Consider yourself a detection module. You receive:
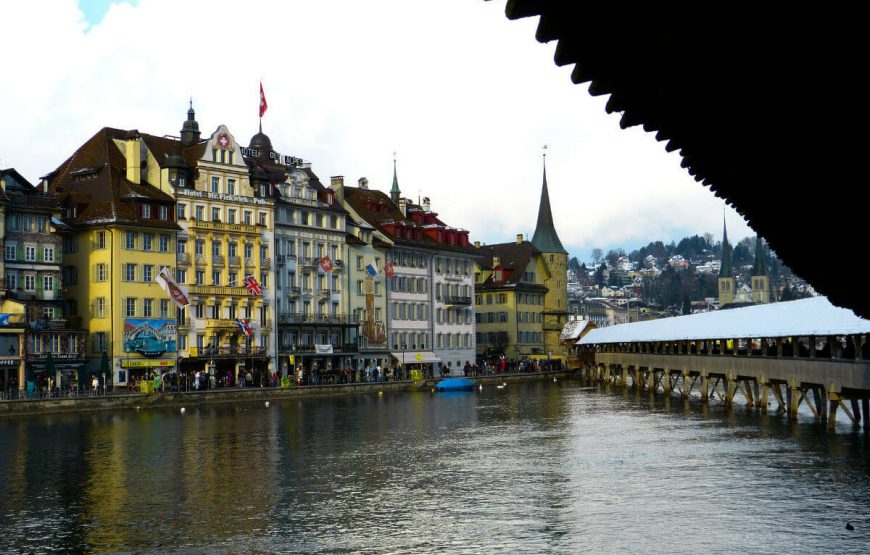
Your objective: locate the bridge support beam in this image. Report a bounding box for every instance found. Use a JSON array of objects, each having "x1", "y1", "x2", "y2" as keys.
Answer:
[
  {"x1": 788, "y1": 381, "x2": 801, "y2": 420},
  {"x1": 700, "y1": 372, "x2": 709, "y2": 401},
  {"x1": 724, "y1": 374, "x2": 737, "y2": 405},
  {"x1": 681, "y1": 372, "x2": 690, "y2": 399}
]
